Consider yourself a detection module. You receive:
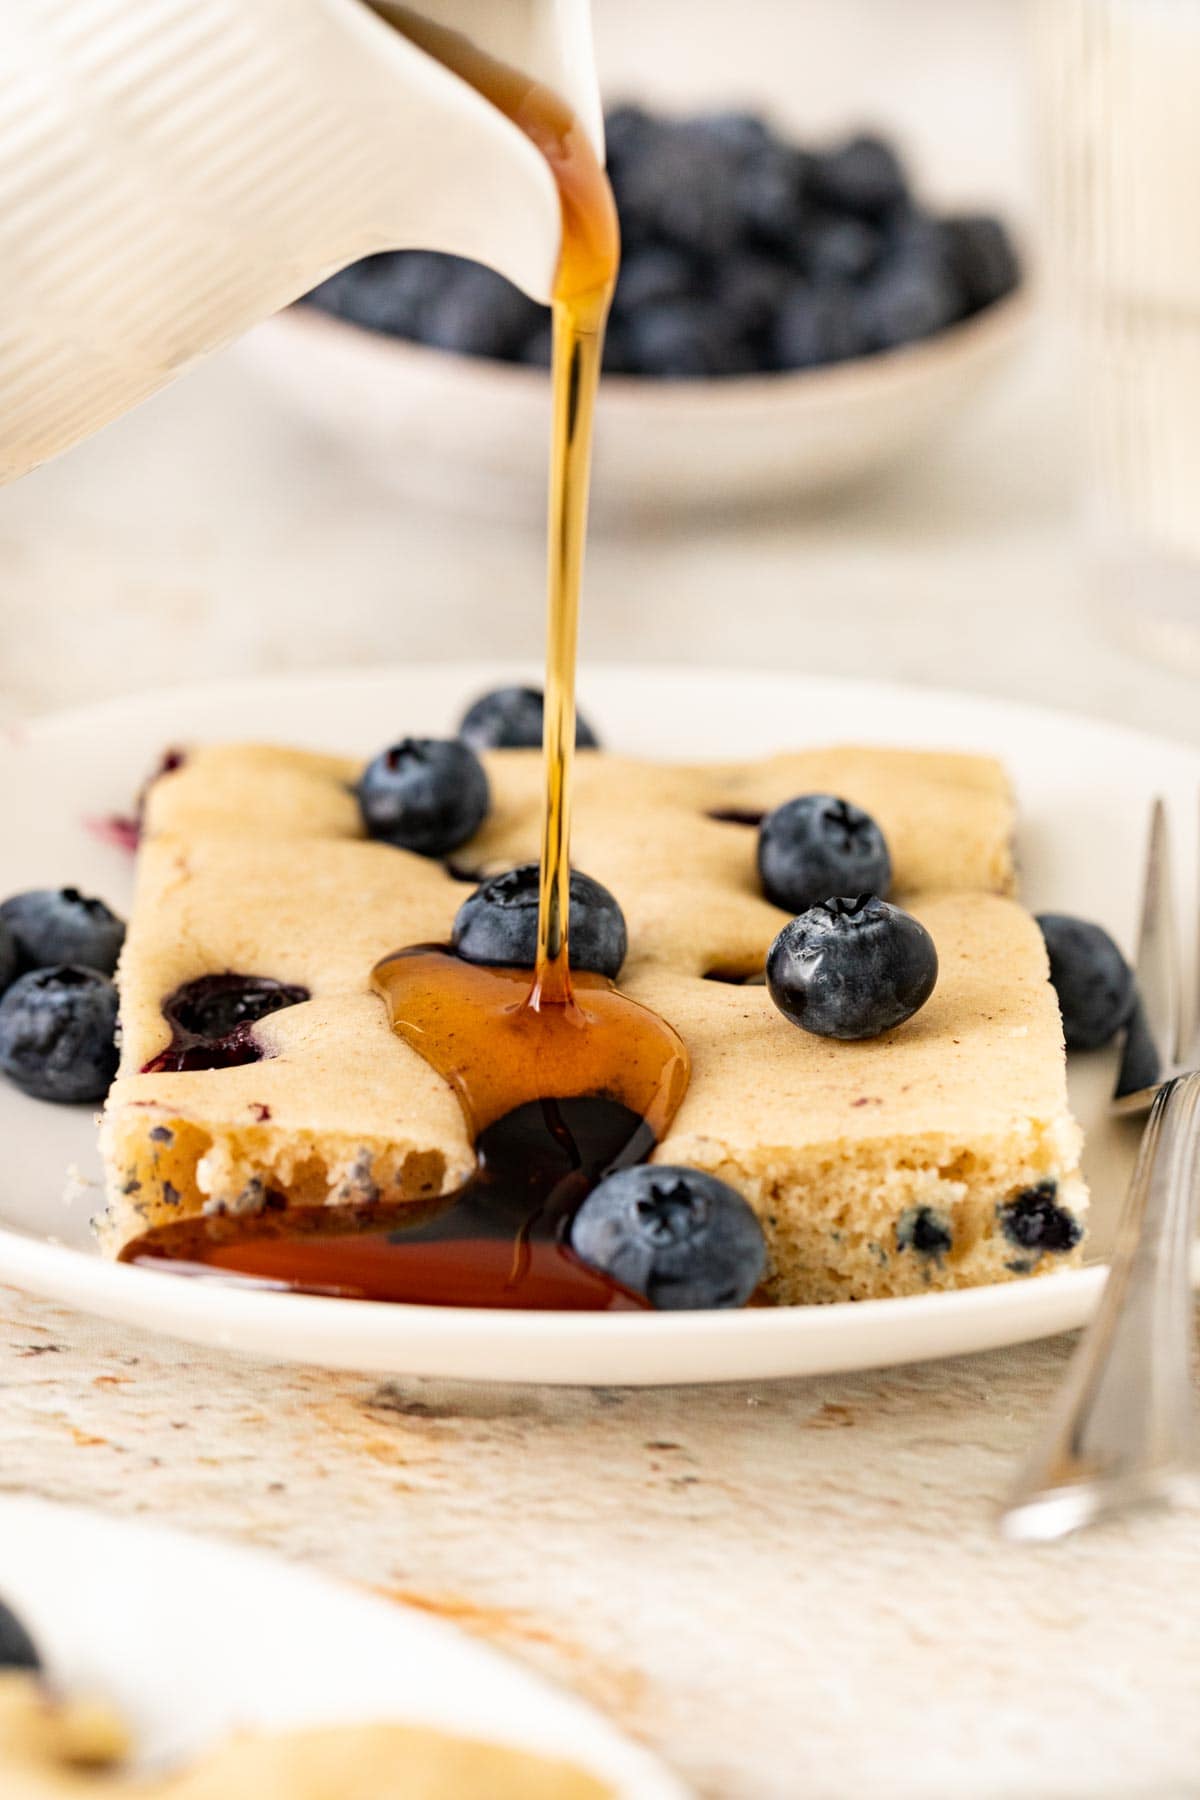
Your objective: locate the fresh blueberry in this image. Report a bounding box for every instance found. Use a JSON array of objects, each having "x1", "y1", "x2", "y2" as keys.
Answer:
[
  {"x1": 758, "y1": 794, "x2": 892, "y2": 913},
  {"x1": 613, "y1": 119, "x2": 744, "y2": 263},
  {"x1": 942, "y1": 214, "x2": 1021, "y2": 313},
  {"x1": 0, "y1": 1597, "x2": 39, "y2": 1671},
  {"x1": 999, "y1": 1182, "x2": 1081, "y2": 1255},
  {"x1": 358, "y1": 738, "x2": 489, "y2": 857},
  {"x1": 736, "y1": 143, "x2": 811, "y2": 252},
  {"x1": 453, "y1": 863, "x2": 627, "y2": 978},
  {"x1": 0, "y1": 919, "x2": 16, "y2": 995},
  {"x1": 1036, "y1": 914, "x2": 1136, "y2": 1051},
  {"x1": 855, "y1": 253, "x2": 963, "y2": 352},
  {"x1": 766, "y1": 895, "x2": 938, "y2": 1040},
  {"x1": 420, "y1": 257, "x2": 544, "y2": 361},
  {"x1": 811, "y1": 133, "x2": 909, "y2": 219},
  {"x1": 303, "y1": 251, "x2": 451, "y2": 338},
  {"x1": 771, "y1": 281, "x2": 865, "y2": 369},
  {"x1": 0, "y1": 888, "x2": 125, "y2": 976},
  {"x1": 612, "y1": 244, "x2": 696, "y2": 317},
  {"x1": 623, "y1": 298, "x2": 754, "y2": 378},
  {"x1": 714, "y1": 255, "x2": 790, "y2": 346},
  {"x1": 0, "y1": 966, "x2": 119, "y2": 1103},
  {"x1": 804, "y1": 212, "x2": 881, "y2": 285},
  {"x1": 570, "y1": 1164, "x2": 766, "y2": 1309},
  {"x1": 691, "y1": 110, "x2": 775, "y2": 158},
  {"x1": 457, "y1": 686, "x2": 599, "y2": 752},
  {"x1": 519, "y1": 320, "x2": 554, "y2": 369}
]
